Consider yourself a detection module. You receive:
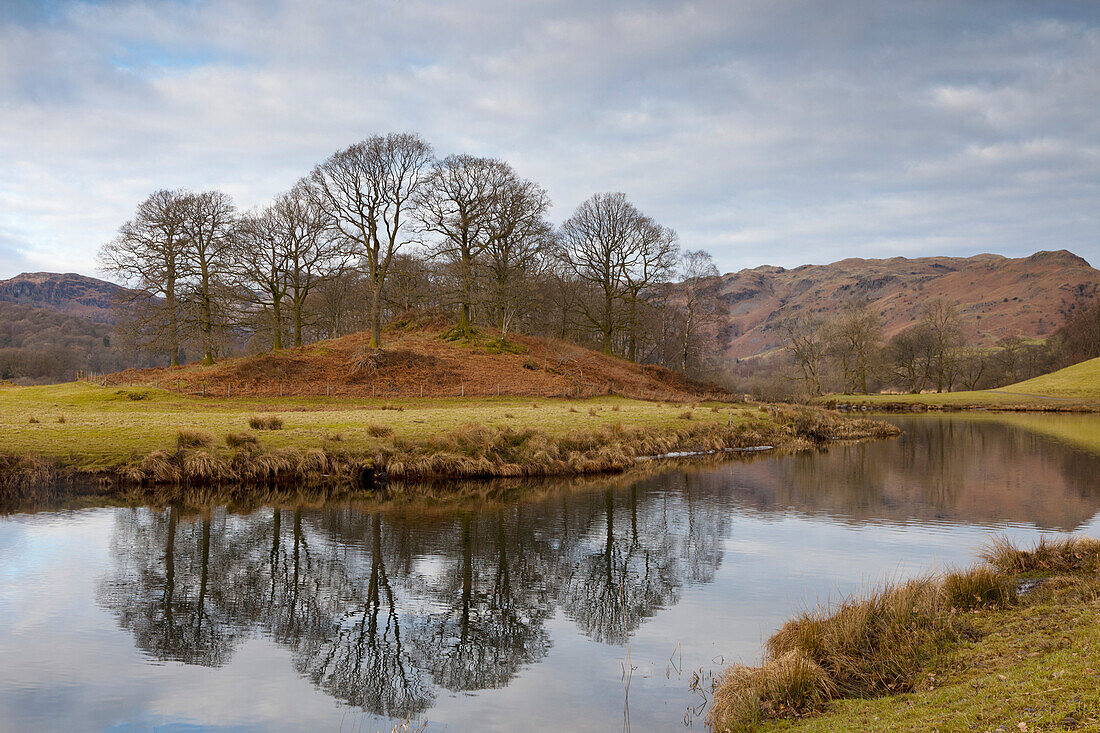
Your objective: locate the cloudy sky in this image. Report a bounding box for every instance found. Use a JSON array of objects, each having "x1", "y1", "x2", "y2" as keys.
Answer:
[{"x1": 1, "y1": 0, "x2": 1098, "y2": 279}]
